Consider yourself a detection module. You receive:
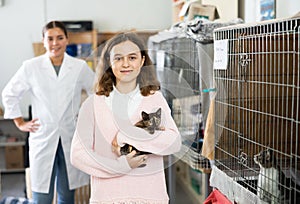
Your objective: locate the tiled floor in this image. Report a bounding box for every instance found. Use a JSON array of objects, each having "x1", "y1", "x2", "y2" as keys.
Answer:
[{"x1": 0, "y1": 171, "x2": 196, "y2": 204}]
